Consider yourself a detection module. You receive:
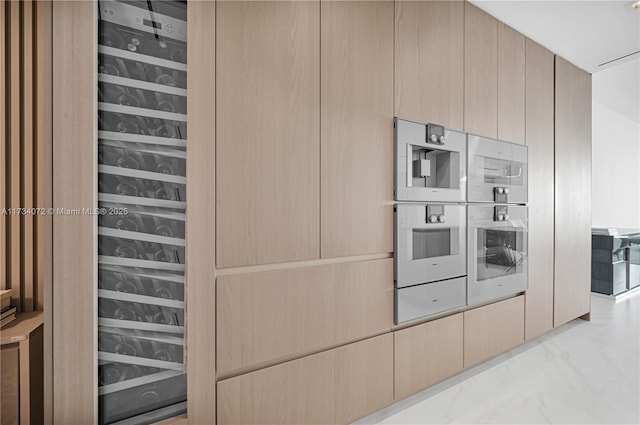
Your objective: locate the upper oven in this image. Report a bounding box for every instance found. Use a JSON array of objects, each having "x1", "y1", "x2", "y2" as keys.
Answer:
[
  {"x1": 467, "y1": 204, "x2": 528, "y2": 306},
  {"x1": 395, "y1": 118, "x2": 467, "y2": 203},
  {"x1": 467, "y1": 135, "x2": 527, "y2": 204},
  {"x1": 395, "y1": 203, "x2": 466, "y2": 287}
]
